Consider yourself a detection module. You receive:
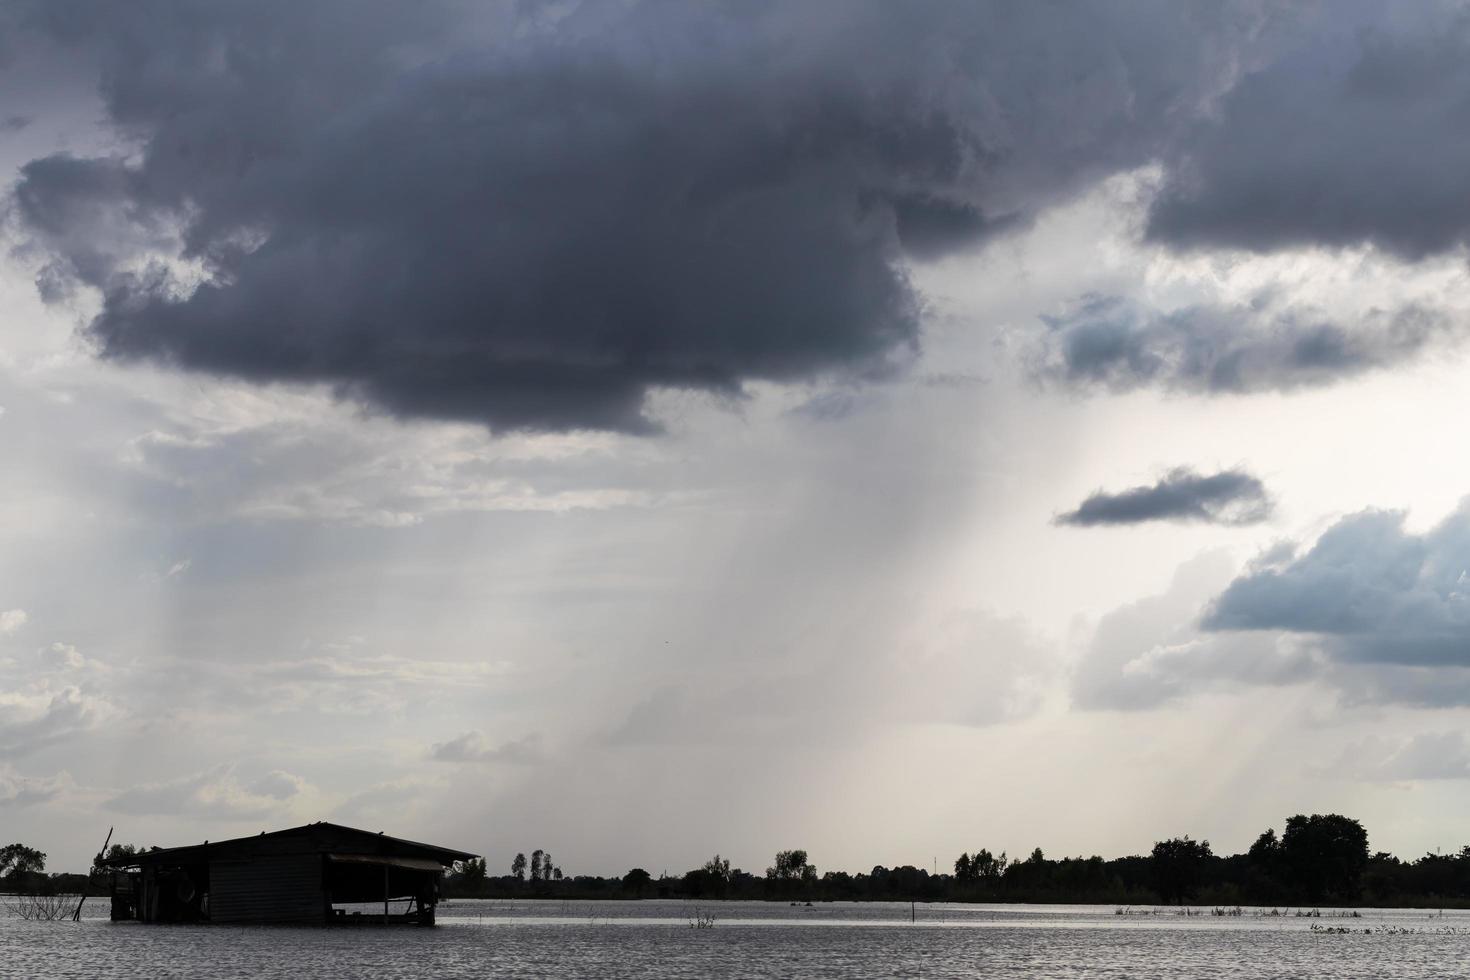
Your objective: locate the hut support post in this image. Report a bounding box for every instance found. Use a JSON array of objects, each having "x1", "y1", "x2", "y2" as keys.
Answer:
[{"x1": 383, "y1": 865, "x2": 390, "y2": 924}]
